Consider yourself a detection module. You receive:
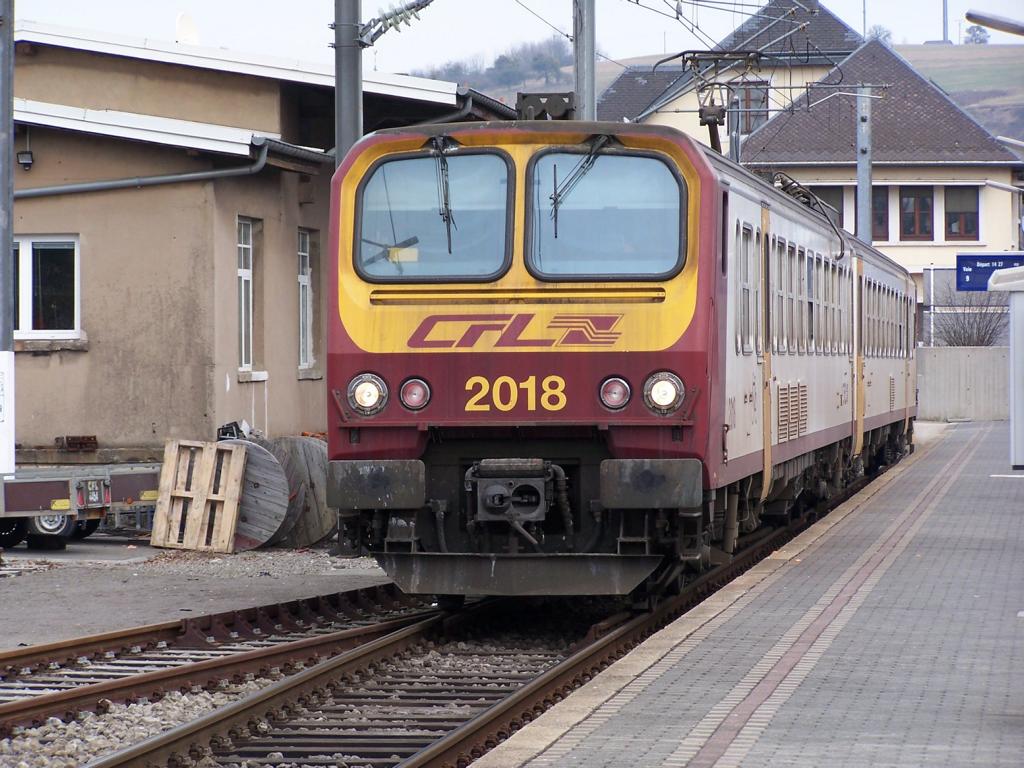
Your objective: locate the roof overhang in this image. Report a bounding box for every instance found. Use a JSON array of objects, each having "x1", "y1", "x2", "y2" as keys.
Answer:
[
  {"x1": 14, "y1": 20, "x2": 458, "y2": 107},
  {"x1": 14, "y1": 98, "x2": 274, "y2": 155}
]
